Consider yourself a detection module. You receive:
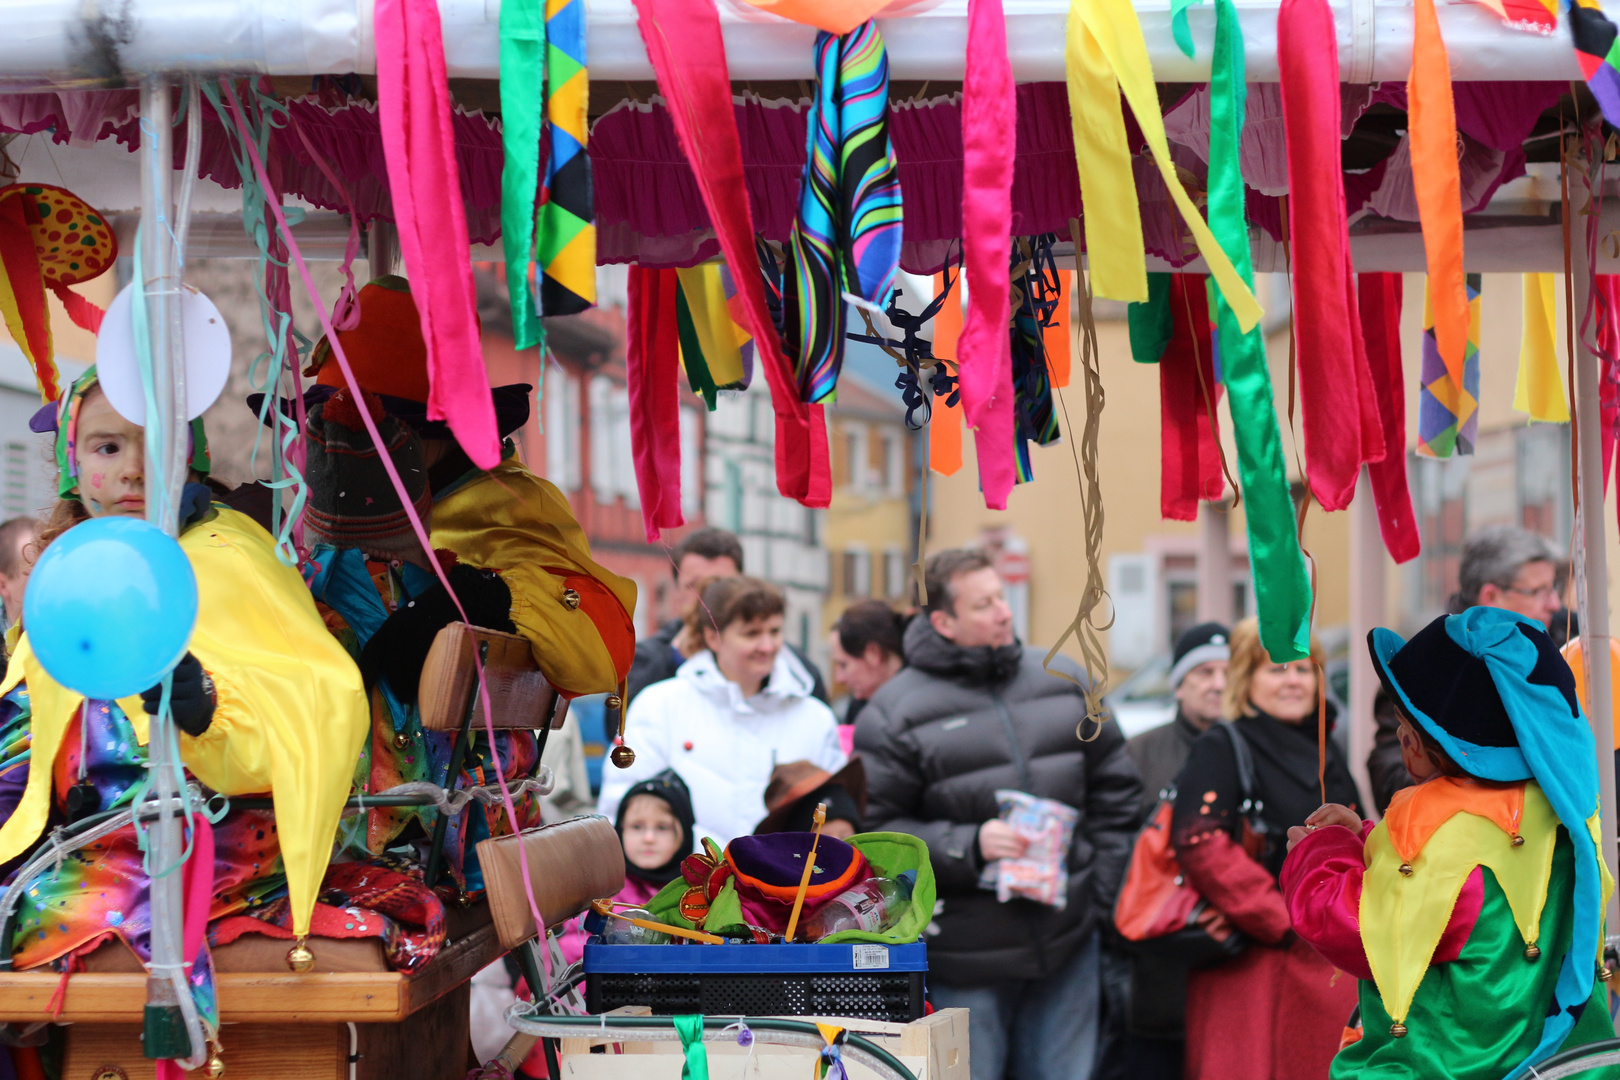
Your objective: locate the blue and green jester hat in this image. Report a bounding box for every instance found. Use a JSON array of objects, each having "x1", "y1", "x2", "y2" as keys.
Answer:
[
  {"x1": 28, "y1": 365, "x2": 210, "y2": 501},
  {"x1": 1370, "y1": 606, "x2": 1606, "y2": 1077}
]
